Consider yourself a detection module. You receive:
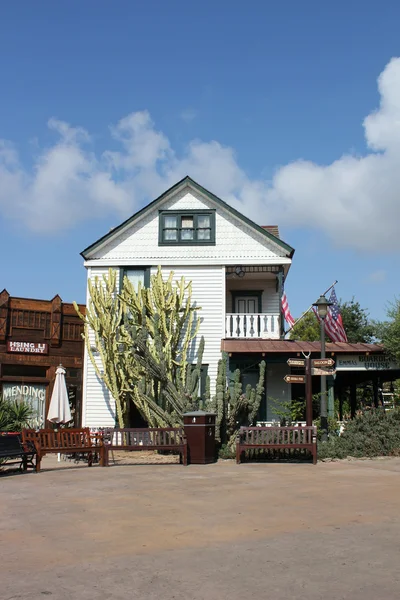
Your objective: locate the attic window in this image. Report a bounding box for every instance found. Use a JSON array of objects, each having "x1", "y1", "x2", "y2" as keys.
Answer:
[{"x1": 159, "y1": 210, "x2": 215, "y2": 245}]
